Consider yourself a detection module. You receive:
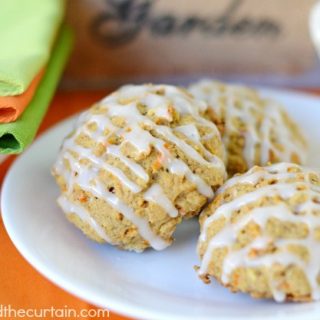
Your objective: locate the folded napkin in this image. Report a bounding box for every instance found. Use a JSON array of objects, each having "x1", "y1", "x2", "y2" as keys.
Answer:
[
  {"x1": 0, "y1": 0, "x2": 64, "y2": 97},
  {"x1": 0, "y1": 70, "x2": 44, "y2": 123},
  {"x1": 0, "y1": 25, "x2": 73, "y2": 154}
]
